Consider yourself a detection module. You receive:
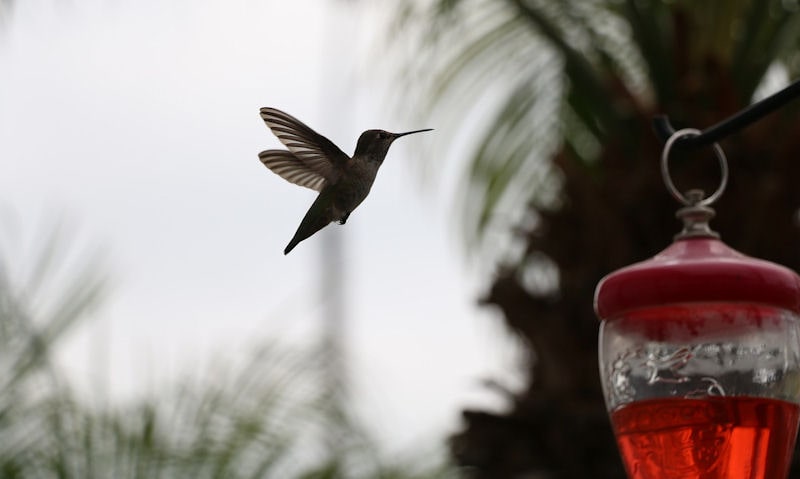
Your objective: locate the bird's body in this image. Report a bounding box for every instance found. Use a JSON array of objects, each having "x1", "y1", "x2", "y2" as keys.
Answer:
[
  {"x1": 282, "y1": 163, "x2": 377, "y2": 254},
  {"x1": 258, "y1": 107, "x2": 432, "y2": 254}
]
